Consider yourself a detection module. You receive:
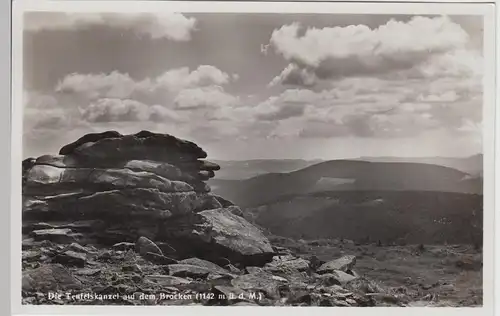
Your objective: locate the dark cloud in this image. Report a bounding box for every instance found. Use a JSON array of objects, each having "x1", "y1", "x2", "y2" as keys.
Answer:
[{"x1": 269, "y1": 16, "x2": 481, "y2": 87}]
